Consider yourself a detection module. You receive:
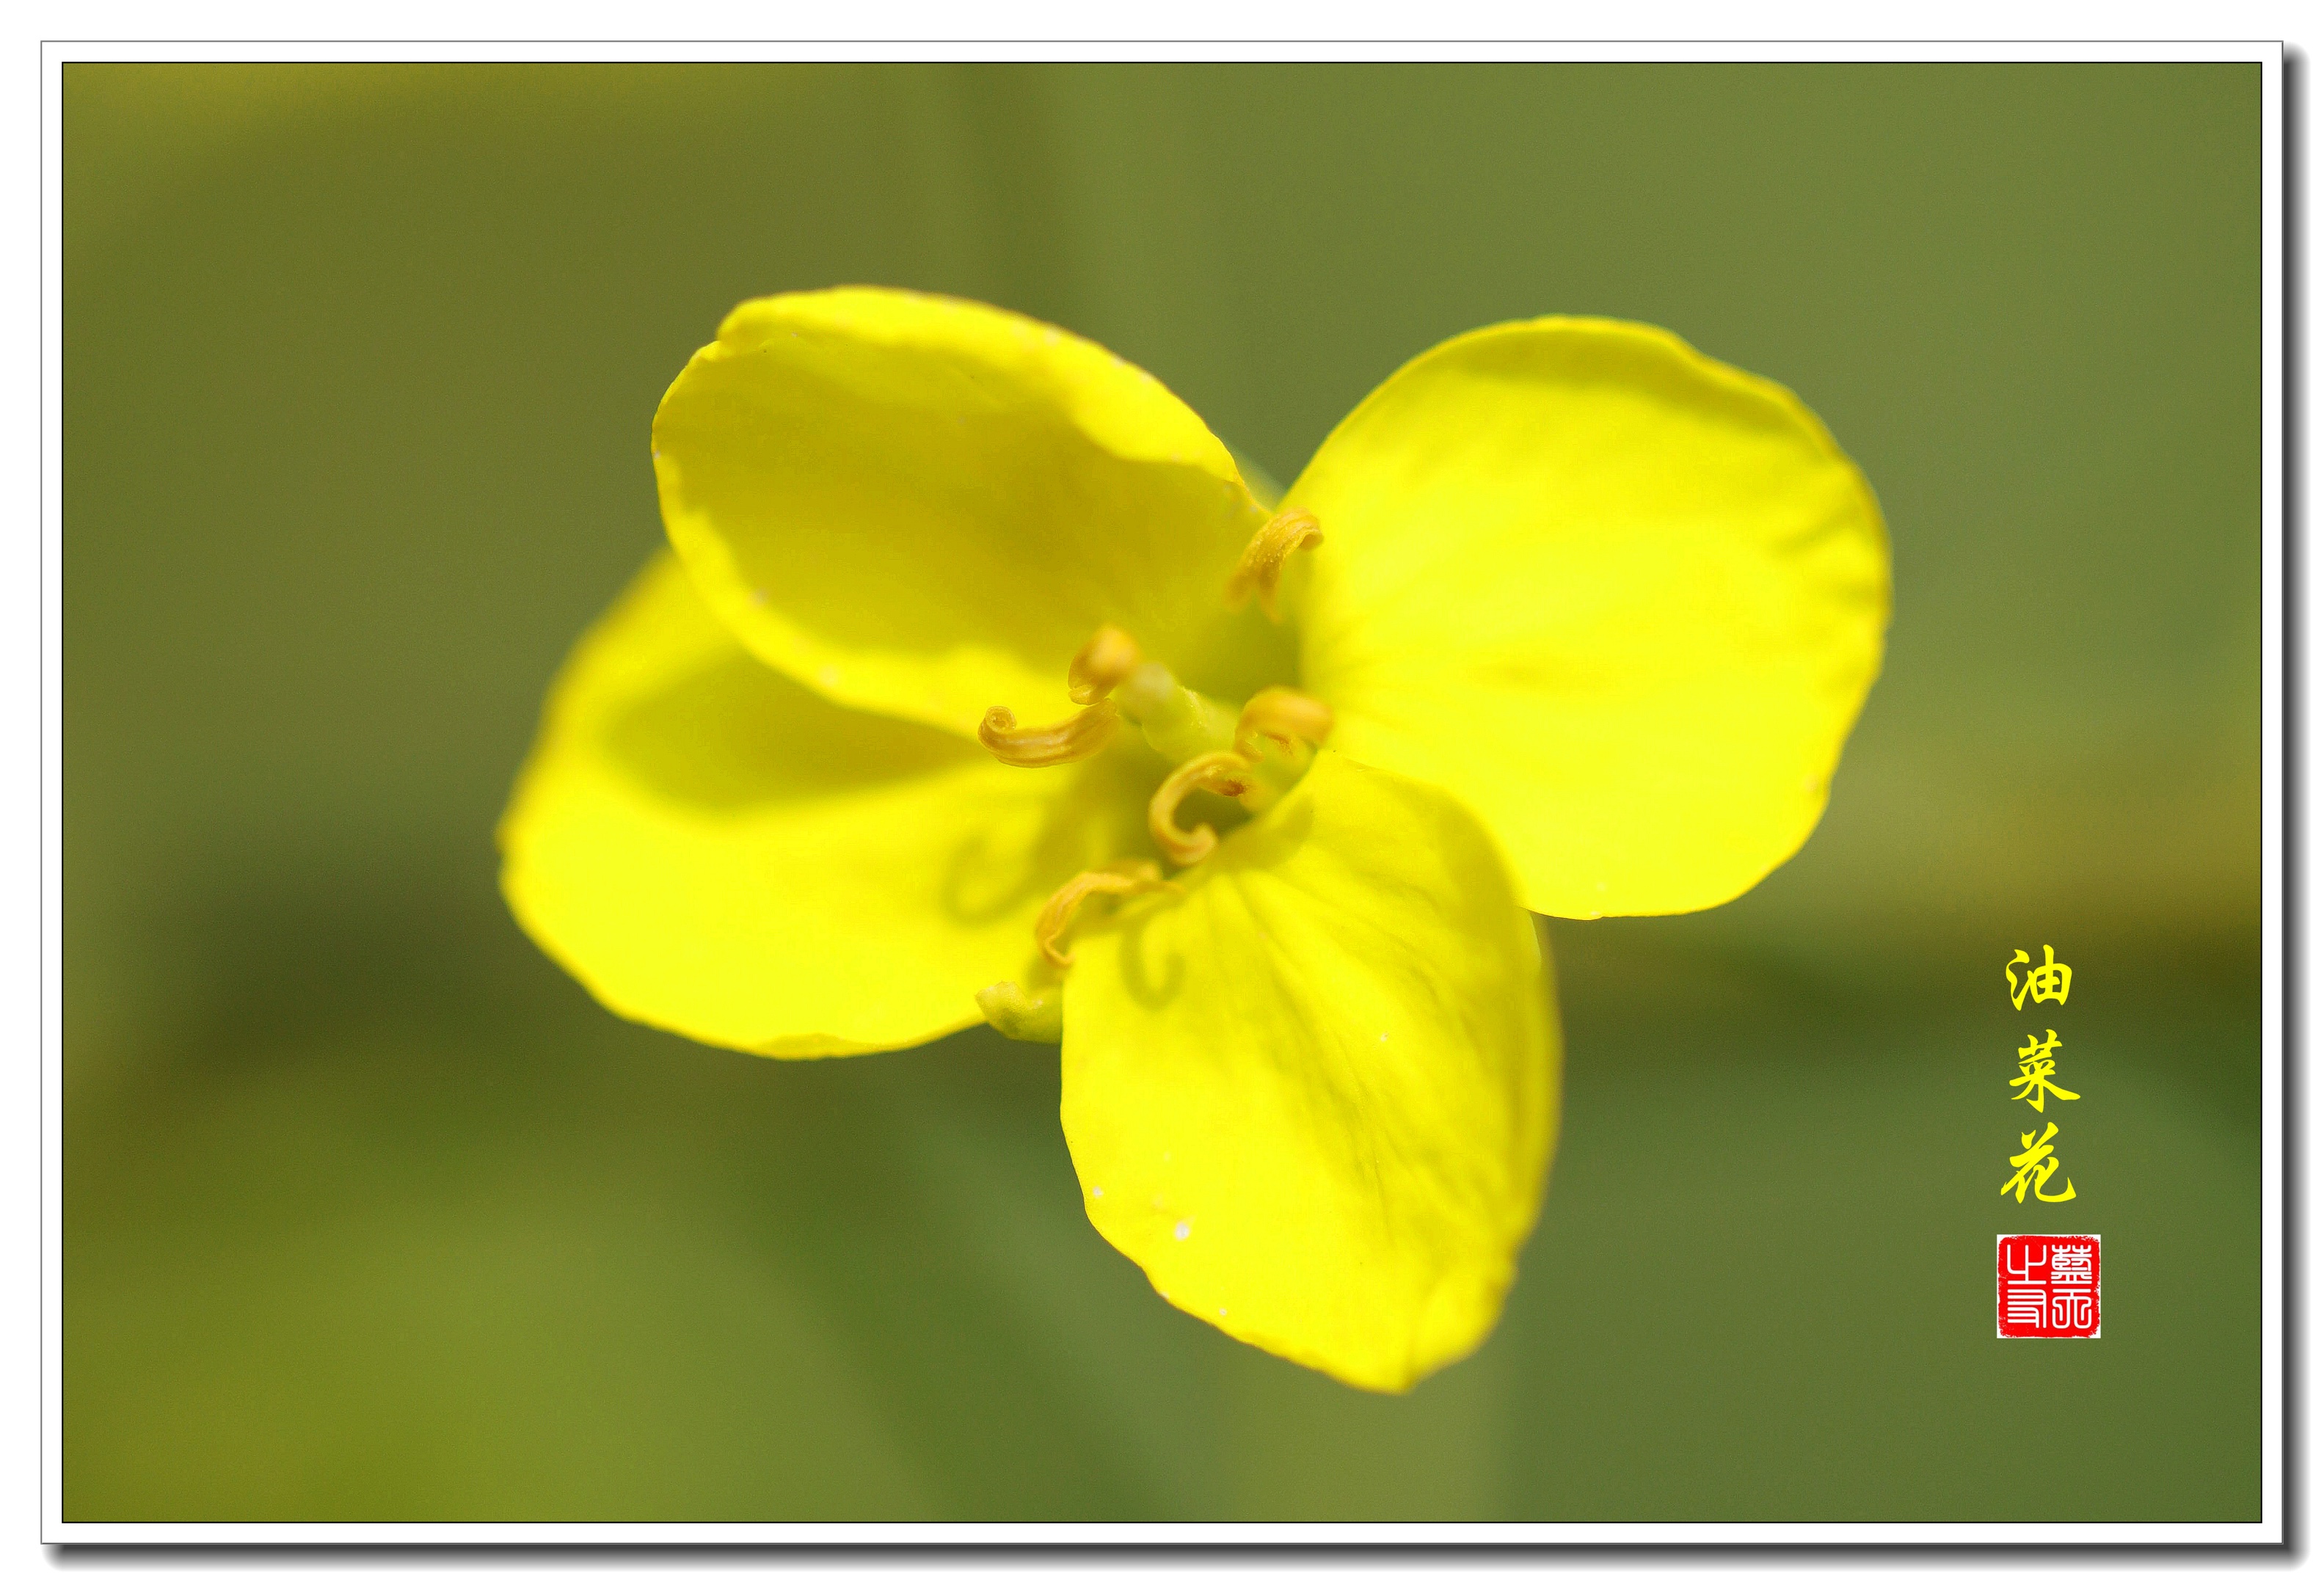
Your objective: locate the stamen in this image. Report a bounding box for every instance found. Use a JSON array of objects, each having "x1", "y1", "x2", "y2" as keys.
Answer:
[
  {"x1": 978, "y1": 700, "x2": 1119, "y2": 767},
  {"x1": 977, "y1": 980, "x2": 1063, "y2": 1043},
  {"x1": 1066, "y1": 625, "x2": 1144, "y2": 705},
  {"x1": 1148, "y1": 750, "x2": 1258, "y2": 867},
  {"x1": 1234, "y1": 687, "x2": 1335, "y2": 759},
  {"x1": 1223, "y1": 508, "x2": 1323, "y2": 619},
  {"x1": 1035, "y1": 861, "x2": 1176, "y2": 969}
]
